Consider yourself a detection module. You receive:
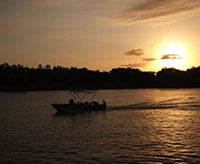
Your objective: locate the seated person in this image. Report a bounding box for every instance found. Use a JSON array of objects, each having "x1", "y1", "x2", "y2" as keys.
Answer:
[{"x1": 69, "y1": 99, "x2": 75, "y2": 105}]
